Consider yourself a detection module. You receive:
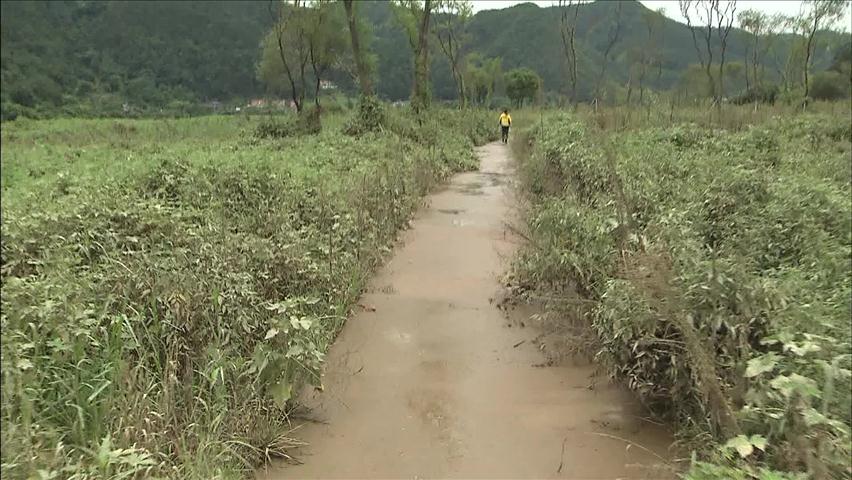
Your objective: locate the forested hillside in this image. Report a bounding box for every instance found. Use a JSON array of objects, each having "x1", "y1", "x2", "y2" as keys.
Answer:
[{"x1": 1, "y1": 0, "x2": 847, "y2": 118}]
